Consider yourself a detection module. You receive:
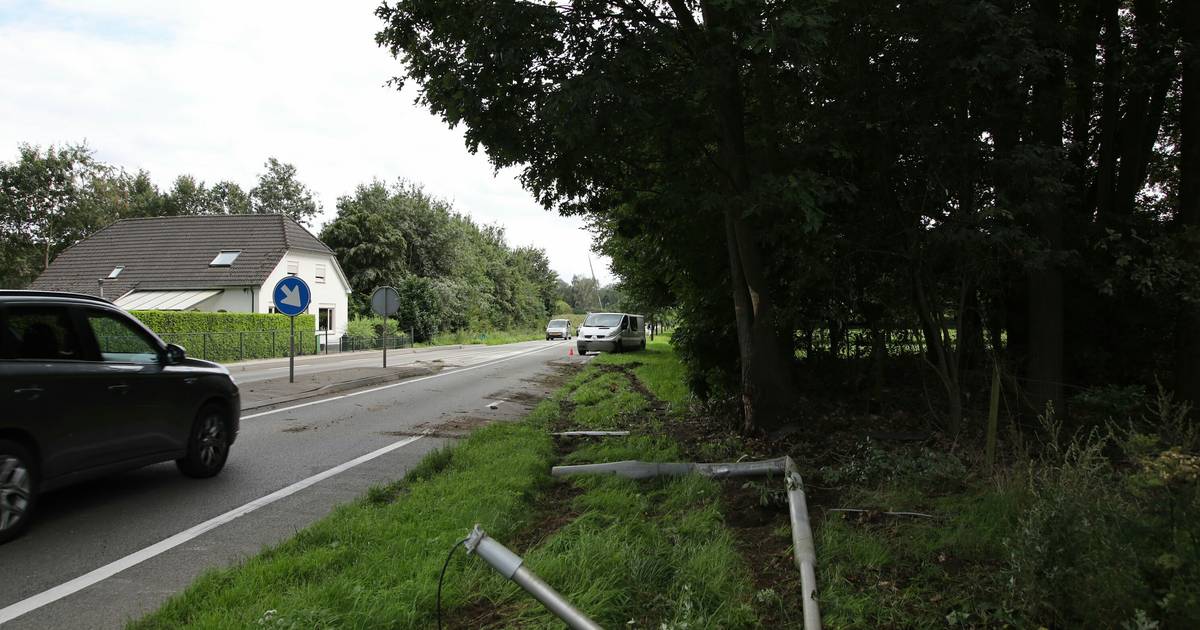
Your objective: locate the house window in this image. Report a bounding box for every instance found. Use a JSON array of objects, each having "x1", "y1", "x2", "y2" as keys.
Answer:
[
  {"x1": 210, "y1": 250, "x2": 241, "y2": 267},
  {"x1": 287, "y1": 260, "x2": 299, "y2": 275},
  {"x1": 106, "y1": 266, "x2": 124, "y2": 279},
  {"x1": 318, "y1": 307, "x2": 334, "y2": 332},
  {"x1": 315, "y1": 264, "x2": 326, "y2": 284}
]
